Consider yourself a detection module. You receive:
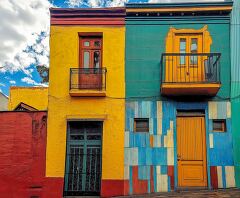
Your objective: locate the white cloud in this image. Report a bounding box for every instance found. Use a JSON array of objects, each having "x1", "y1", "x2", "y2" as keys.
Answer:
[
  {"x1": 64, "y1": 0, "x2": 225, "y2": 8},
  {"x1": 9, "y1": 80, "x2": 16, "y2": 84},
  {"x1": 149, "y1": 0, "x2": 224, "y2": 2},
  {"x1": 0, "y1": 0, "x2": 51, "y2": 75},
  {"x1": 0, "y1": 83, "x2": 5, "y2": 87},
  {"x1": 21, "y1": 77, "x2": 36, "y2": 84},
  {"x1": 21, "y1": 77, "x2": 48, "y2": 87},
  {"x1": 65, "y1": 0, "x2": 128, "y2": 7}
]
